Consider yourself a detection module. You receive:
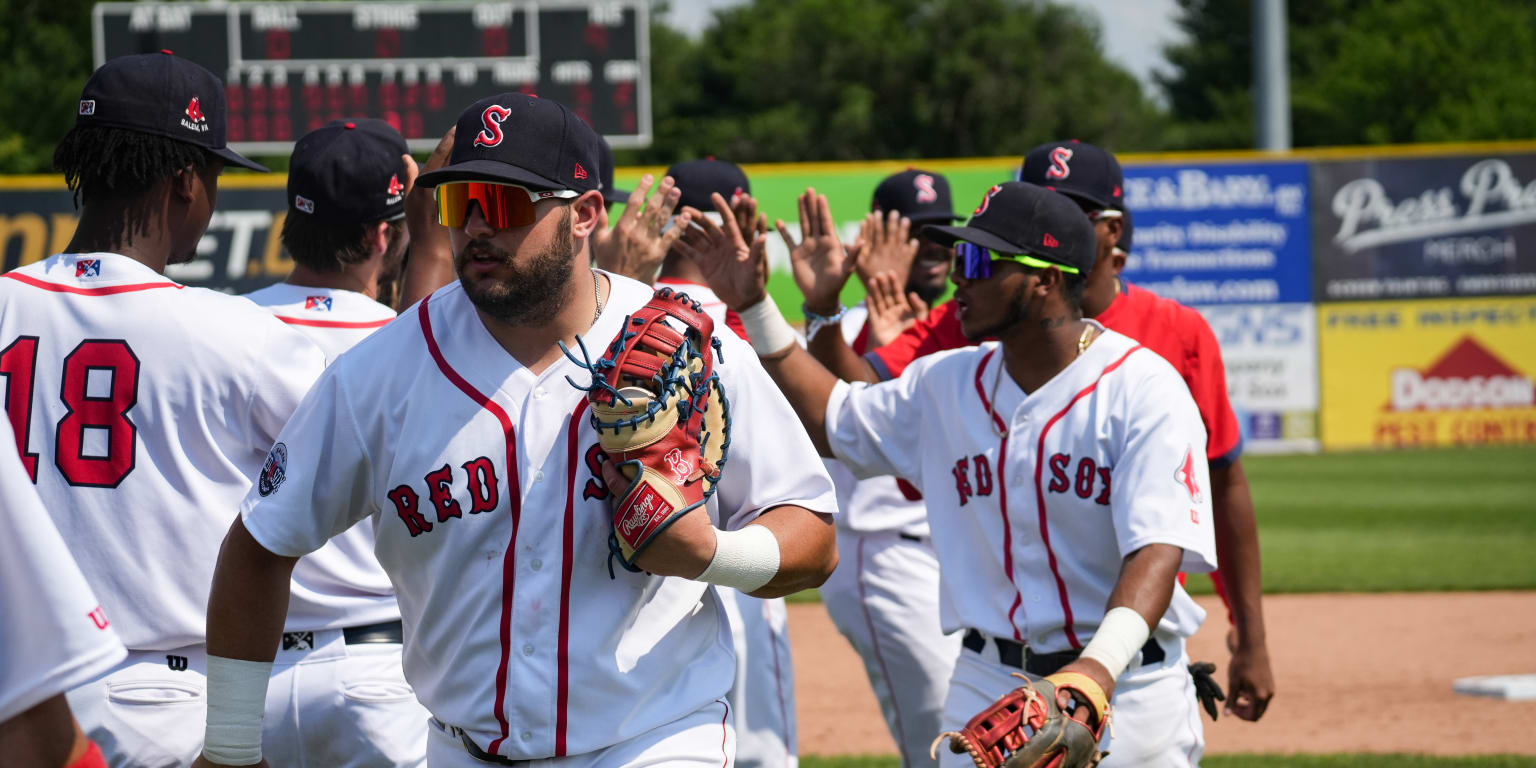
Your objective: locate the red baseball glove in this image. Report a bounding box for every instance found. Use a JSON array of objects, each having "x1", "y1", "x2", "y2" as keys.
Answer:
[
  {"x1": 932, "y1": 673, "x2": 1110, "y2": 768},
  {"x1": 565, "y1": 286, "x2": 731, "y2": 575}
]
